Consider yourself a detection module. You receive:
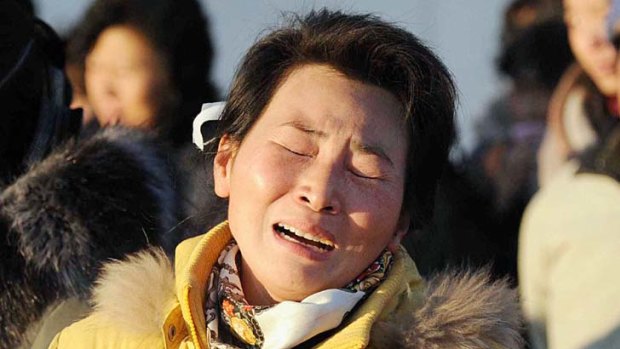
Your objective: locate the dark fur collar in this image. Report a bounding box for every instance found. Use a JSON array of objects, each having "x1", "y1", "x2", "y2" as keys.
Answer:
[{"x1": 0, "y1": 127, "x2": 179, "y2": 349}]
